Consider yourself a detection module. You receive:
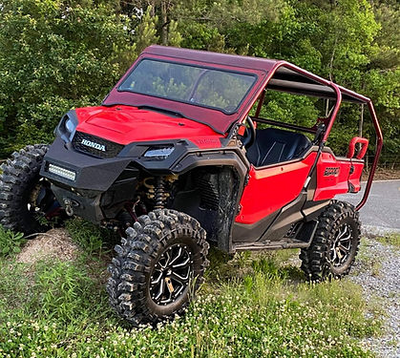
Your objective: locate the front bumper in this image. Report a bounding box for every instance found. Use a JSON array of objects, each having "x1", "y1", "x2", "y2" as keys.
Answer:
[
  {"x1": 40, "y1": 137, "x2": 137, "y2": 223},
  {"x1": 41, "y1": 137, "x2": 132, "y2": 191}
]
